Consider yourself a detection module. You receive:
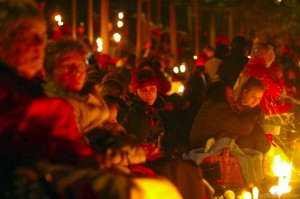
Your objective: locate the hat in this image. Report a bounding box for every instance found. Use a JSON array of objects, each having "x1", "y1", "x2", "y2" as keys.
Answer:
[{"x1": 131, "y1": 69, "x2": 157, "y2": 92}]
